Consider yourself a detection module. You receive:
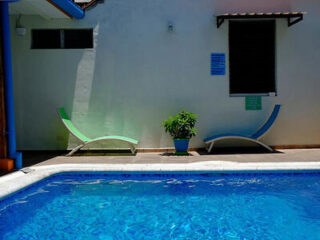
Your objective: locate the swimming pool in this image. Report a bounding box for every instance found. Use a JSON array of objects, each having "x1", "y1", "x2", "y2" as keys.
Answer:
[{"x1": 1, "y1": 172, "x2": 320, "y2": 239}]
